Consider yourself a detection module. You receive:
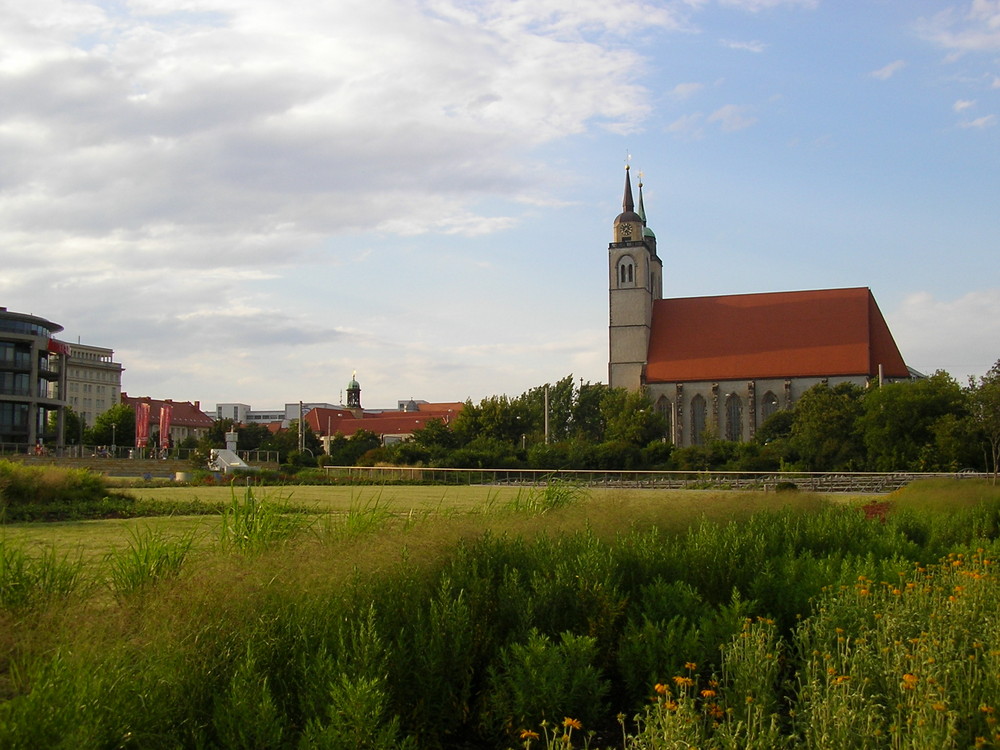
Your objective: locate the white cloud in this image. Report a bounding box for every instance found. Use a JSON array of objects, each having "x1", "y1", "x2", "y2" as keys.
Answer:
[
  {"x1": 707, "y1": 104, "x2": 758, "y2": 131},
  {"x1": 869, "y1": 60, "x2": 907, "y2": 80},
  {"x1": 721, "y1": 39, "x2": 767, "y2": 52},
  {"x1": 959, "y1": 114, "x2": 997, "y2": 127},
  {"x1": 889, "y1": 289, "x2": 1000, "y2": 380},
  {"x1": 717, "y1": 0, "x2": 818, "y2": 10},
  {"x1": 917, "y1": 1, "x2": 1000, "y2": 53},
  {"x1": 670, "y1": 82, "x2": 704, "y2": 98},
  {"x1": 954, "y1": 98, "x2": 977, "y2": 111}
]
